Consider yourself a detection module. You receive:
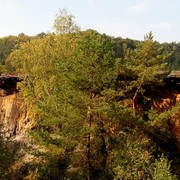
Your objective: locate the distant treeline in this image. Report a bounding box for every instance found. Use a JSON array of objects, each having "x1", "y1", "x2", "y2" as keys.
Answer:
[{"x1": 0, "y1": 31, "x2": 180, "y2": 73}]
